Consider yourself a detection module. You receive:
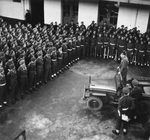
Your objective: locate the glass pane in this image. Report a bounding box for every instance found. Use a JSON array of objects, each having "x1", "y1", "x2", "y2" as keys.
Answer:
[
  {"x1": 63, "y1": 11, "x2": 70, "y2": 17},
  {"x1": 63, "y1": 4, "x2": 70, "y2": 11},
  {"x1": 99, "y1": 16, "x2": 104, "y2": 22},
  {"x1": 73, "y1": 5, "x2": 78, "y2": 12}
]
